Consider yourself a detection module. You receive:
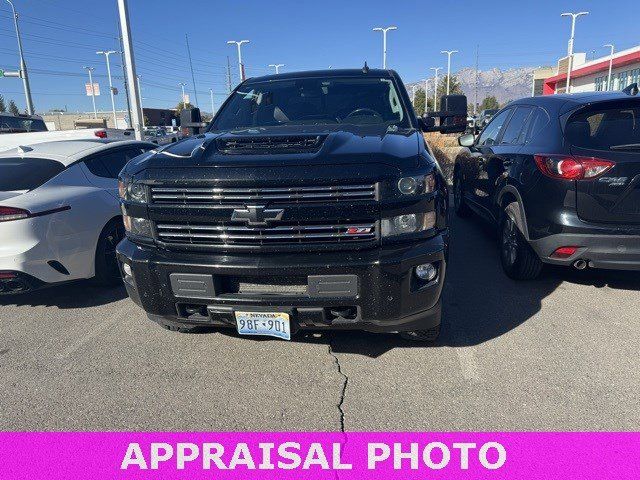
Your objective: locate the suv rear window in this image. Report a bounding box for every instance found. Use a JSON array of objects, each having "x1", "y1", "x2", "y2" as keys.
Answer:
[
  {"x1": 0, "y1": 115, "x2": 47, "y2": 133},
  {"x1": 565, "y1": 104, "x2": 640, "y2": 150},
  {"x1": 0, "y1": 158, "x2": 64, "y2": 191}
]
